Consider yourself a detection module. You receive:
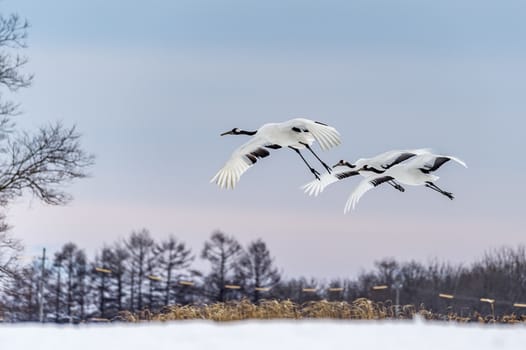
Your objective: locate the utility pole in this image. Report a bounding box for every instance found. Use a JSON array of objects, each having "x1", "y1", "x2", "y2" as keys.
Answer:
[
  {"x1": 392, "y1": 269, "x2": 403, "y2": 319},
  {"x1": 38, "y1": 248, "x2": 46, "y2": 323},
  {"x1": 393, "y1": 281, "x2": 402, "y2": 318}
]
